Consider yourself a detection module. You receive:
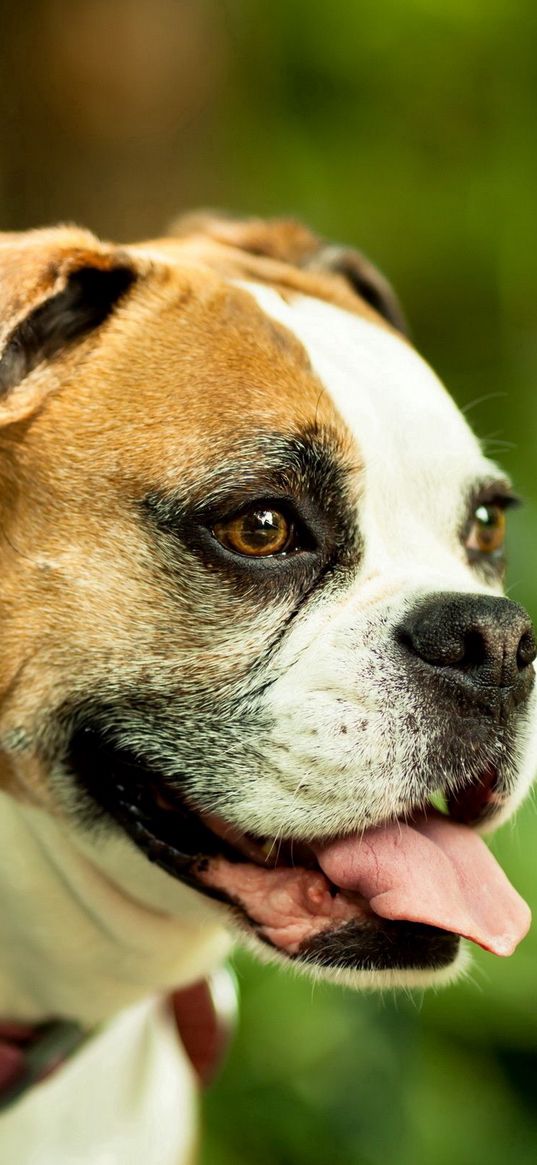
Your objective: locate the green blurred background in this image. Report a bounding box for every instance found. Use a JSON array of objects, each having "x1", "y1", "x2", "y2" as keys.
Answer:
[{"x1": 1, "y1": 2, "x2": 536, "y2": 1161}]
